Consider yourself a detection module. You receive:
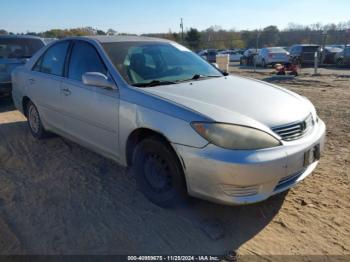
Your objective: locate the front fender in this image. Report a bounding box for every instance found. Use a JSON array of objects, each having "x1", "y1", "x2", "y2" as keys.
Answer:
[{"x1": 118, "y1": 87, "x2": 210, "y2": 165}]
